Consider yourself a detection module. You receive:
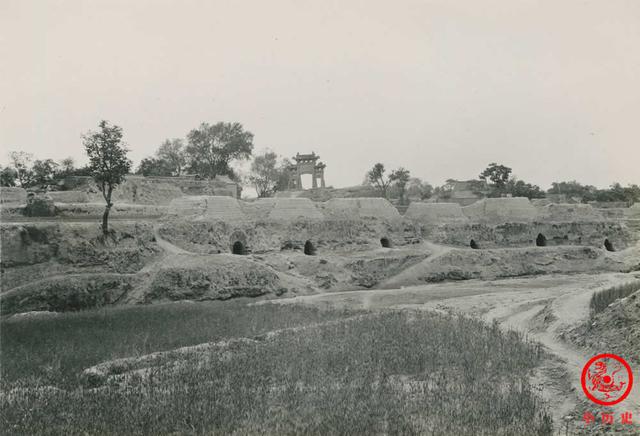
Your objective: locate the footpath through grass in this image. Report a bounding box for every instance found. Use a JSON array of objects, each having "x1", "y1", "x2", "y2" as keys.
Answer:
[{"x1": 1, "y1": 302, "x2": 552, "y2": 435}]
